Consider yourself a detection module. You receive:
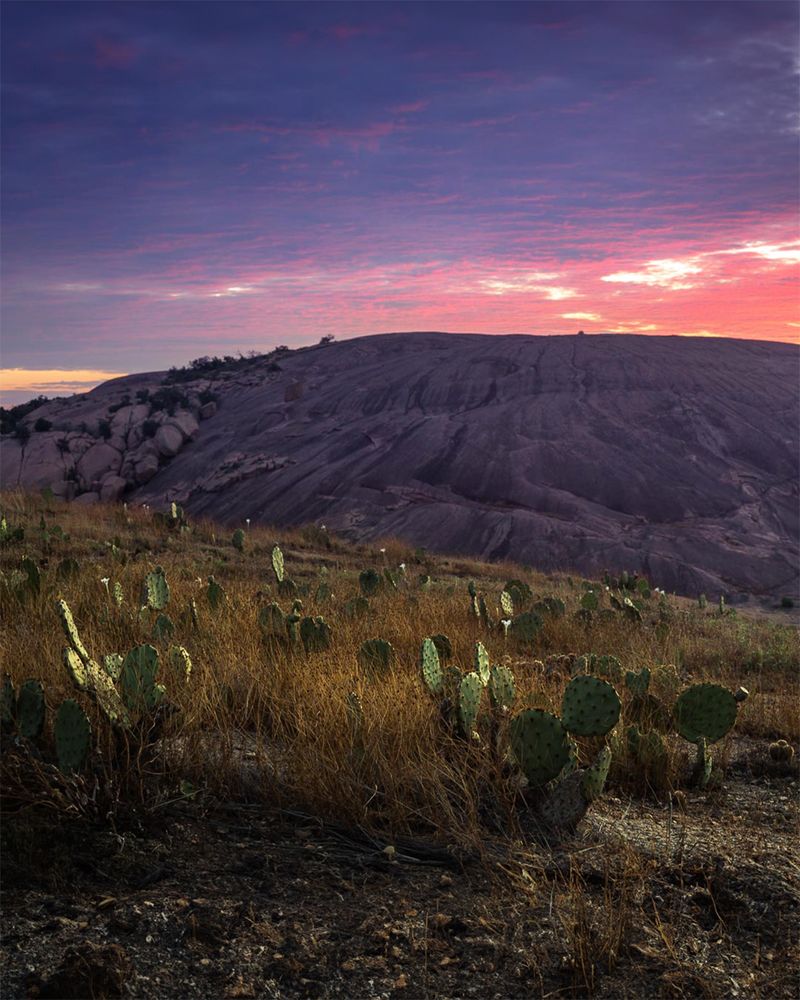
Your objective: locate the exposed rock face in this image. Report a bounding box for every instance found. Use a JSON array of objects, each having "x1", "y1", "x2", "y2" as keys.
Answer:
[{"x1": 2, "y1": 332, "x2": 797, "y2": 597}]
